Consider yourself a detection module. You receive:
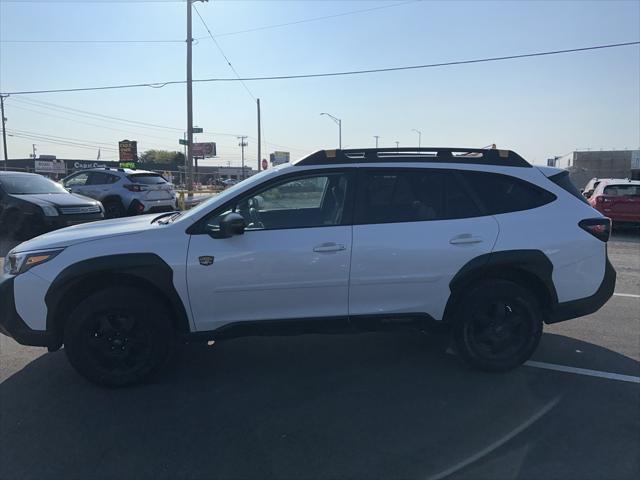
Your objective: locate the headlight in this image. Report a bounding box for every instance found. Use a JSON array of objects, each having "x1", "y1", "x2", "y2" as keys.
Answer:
[
  {"x1": 40, "y1": 205, "x2": 59, "y2": 217},
  {"x1": 3, "y1": 249, "x2": 64, "y2": 276}
]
